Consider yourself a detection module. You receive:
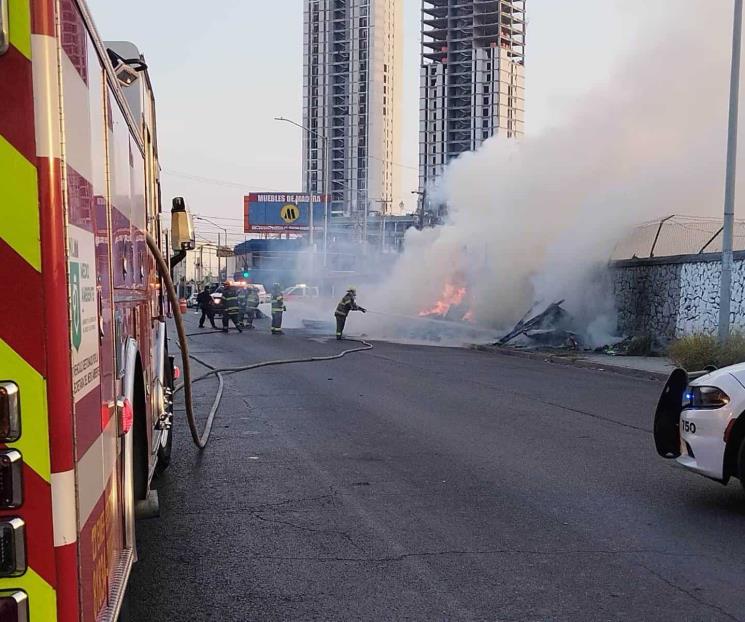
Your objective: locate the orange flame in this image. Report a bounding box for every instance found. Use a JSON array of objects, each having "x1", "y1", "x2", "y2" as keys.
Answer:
[{"x1": 420, "y1": 282, "x2": 467, "y2": 317}]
